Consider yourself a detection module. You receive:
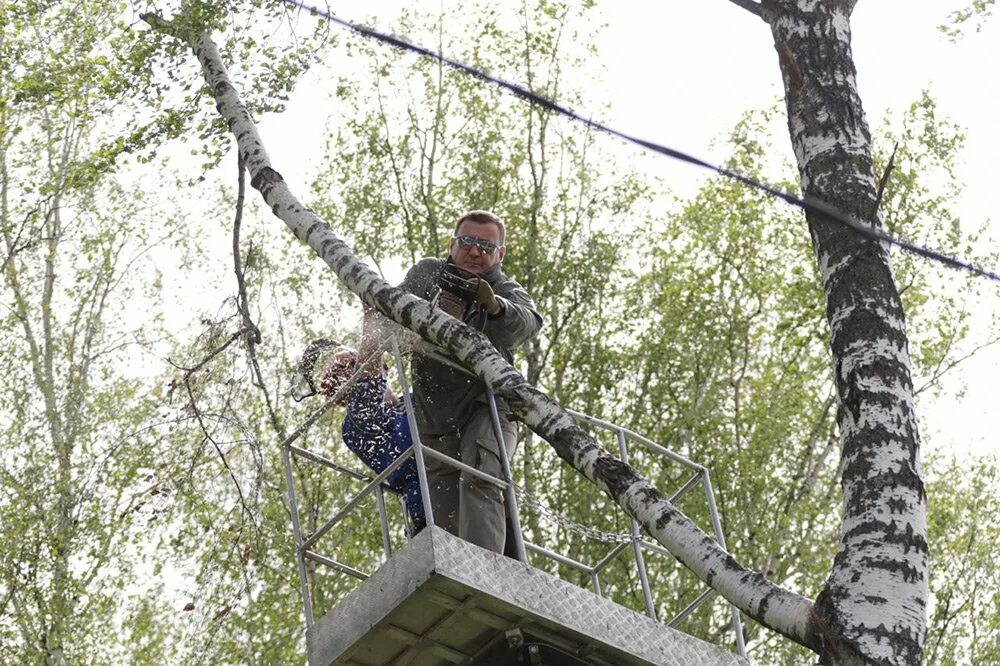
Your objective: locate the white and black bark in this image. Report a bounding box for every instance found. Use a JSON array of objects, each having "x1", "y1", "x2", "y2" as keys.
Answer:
[
  {"x1": 761, "y1": 0, "x2": 927, "y2": 663},
  {"x1": 145, "y1": 15, "x2": 826, "y2": 652}
]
